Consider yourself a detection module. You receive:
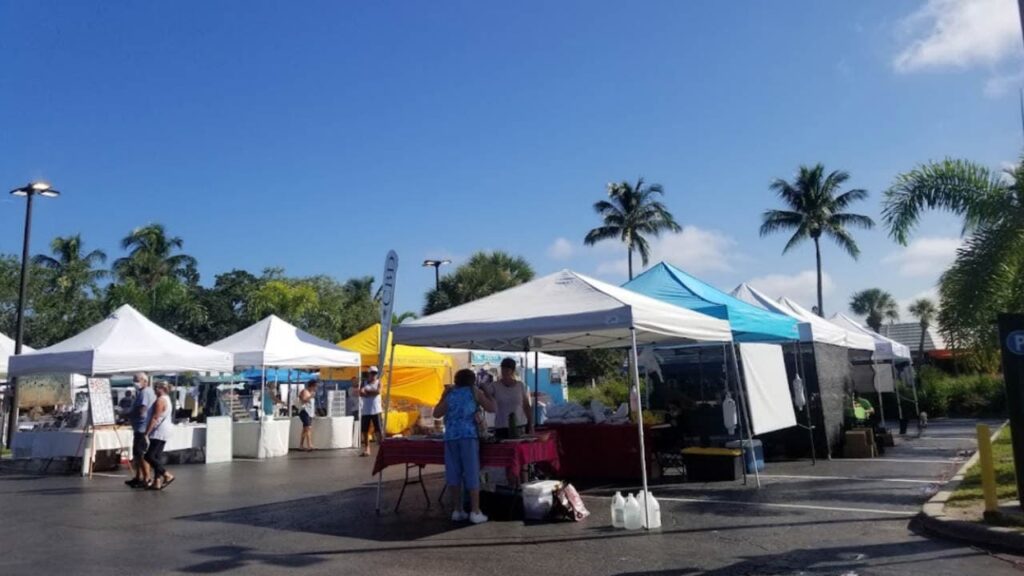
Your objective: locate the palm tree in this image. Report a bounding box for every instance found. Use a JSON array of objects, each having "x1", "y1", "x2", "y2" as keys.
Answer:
[
  {"x1": 33, "y1": 234, "x2": 108, "y2": 297},
  {"x1": 908, "y1": 298, "x2": 938, "y2": 366},
  {"x1": 760, "y1": 164, "x2": 874, "y2": 317},
  {"x1": 883, "y1": 158, "x2": 1024, "y2": 364},
  {"x1": 113, "y1": 224, "x2": 197, "y2": 290},
  {"x1": 424, "y1": 251, "x2": 534, "y2": 315},
  {"x1": 584, "y1": 178, "x2": 681, "y2": 280},
  {"x1": 849, "y1": 288, "x2": 899, "y2": 332}
]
